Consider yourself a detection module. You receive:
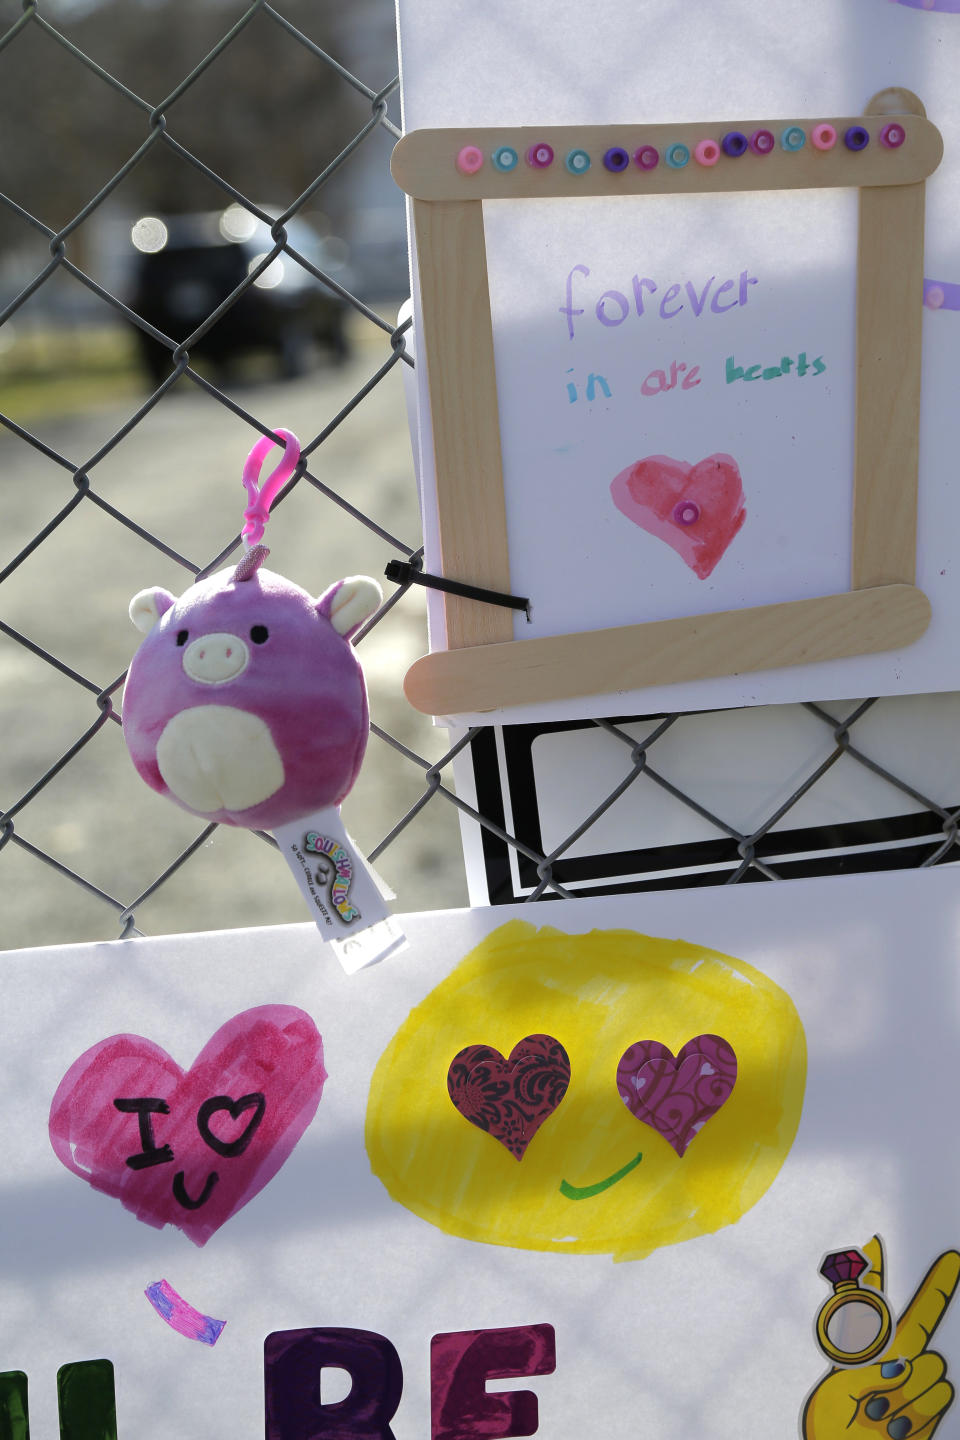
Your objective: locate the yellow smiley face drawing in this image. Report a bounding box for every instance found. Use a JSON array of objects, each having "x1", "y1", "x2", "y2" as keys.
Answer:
[{"x1": 366, "y1": 922, "x2": 806, "y2": 1262}]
